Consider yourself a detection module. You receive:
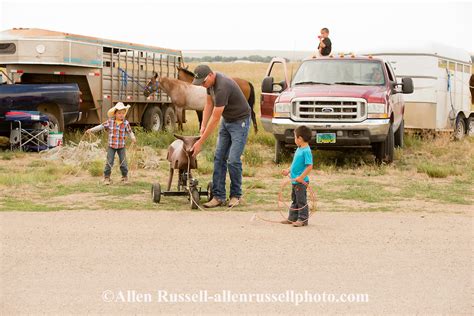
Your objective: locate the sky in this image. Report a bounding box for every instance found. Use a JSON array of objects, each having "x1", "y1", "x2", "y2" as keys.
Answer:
[{"x1": 0, "y1": 0, "x2": 472, "y2": 53}]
